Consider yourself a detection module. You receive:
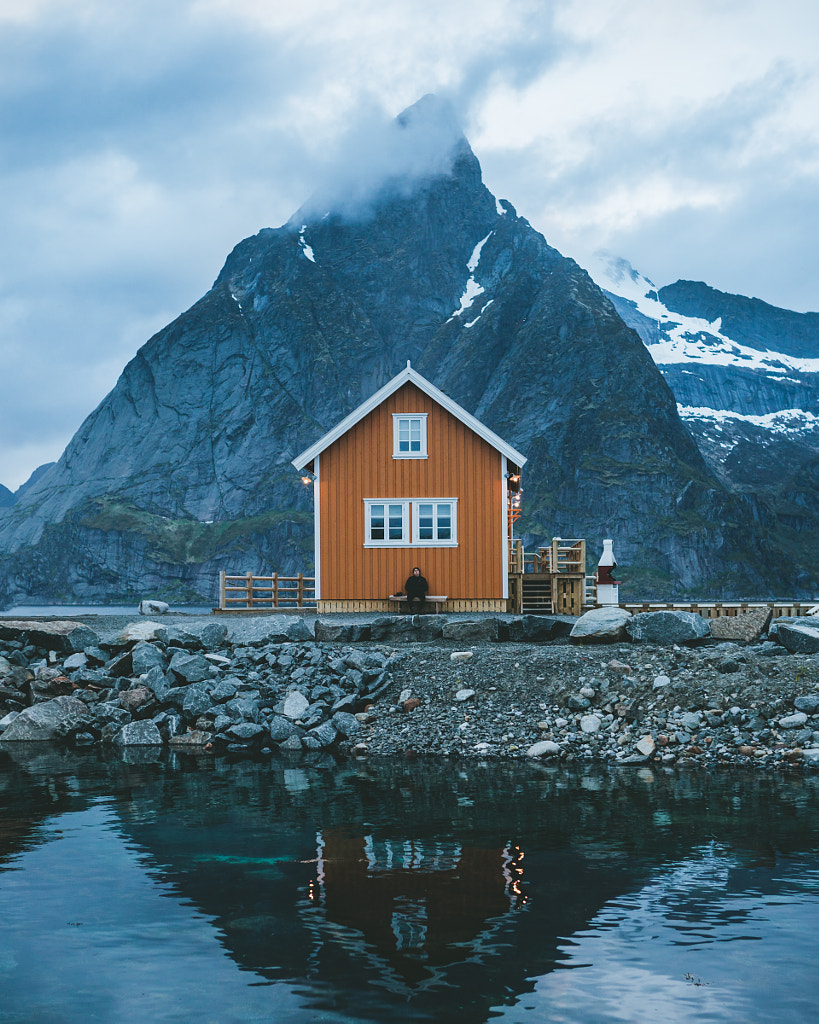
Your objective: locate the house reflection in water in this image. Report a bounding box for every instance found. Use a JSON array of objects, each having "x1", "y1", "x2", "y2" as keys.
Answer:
[{"x1": 306, "y1": 830, "x2": 526, "y2": 989}]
